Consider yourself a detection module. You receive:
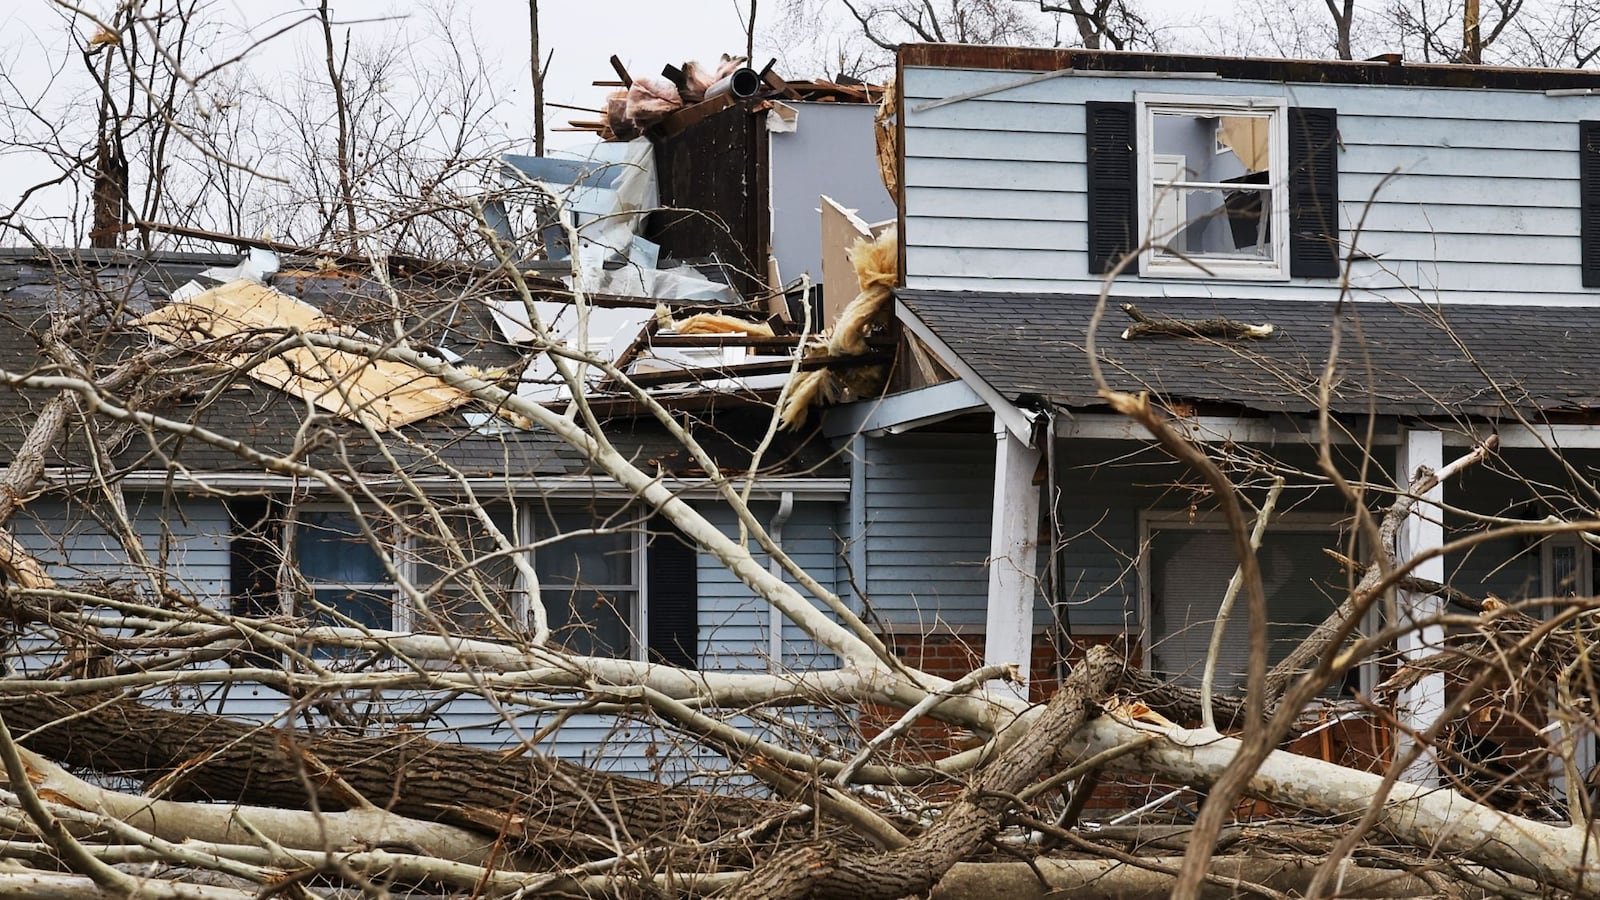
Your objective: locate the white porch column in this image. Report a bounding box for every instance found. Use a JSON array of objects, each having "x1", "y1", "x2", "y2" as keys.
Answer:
[
  {"x1": 984, "y1": 417, "x2": 1042, "y2": 695},
  {"x1": 1396, "y1": 426, "x2": 1446, "y2": 785}
]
